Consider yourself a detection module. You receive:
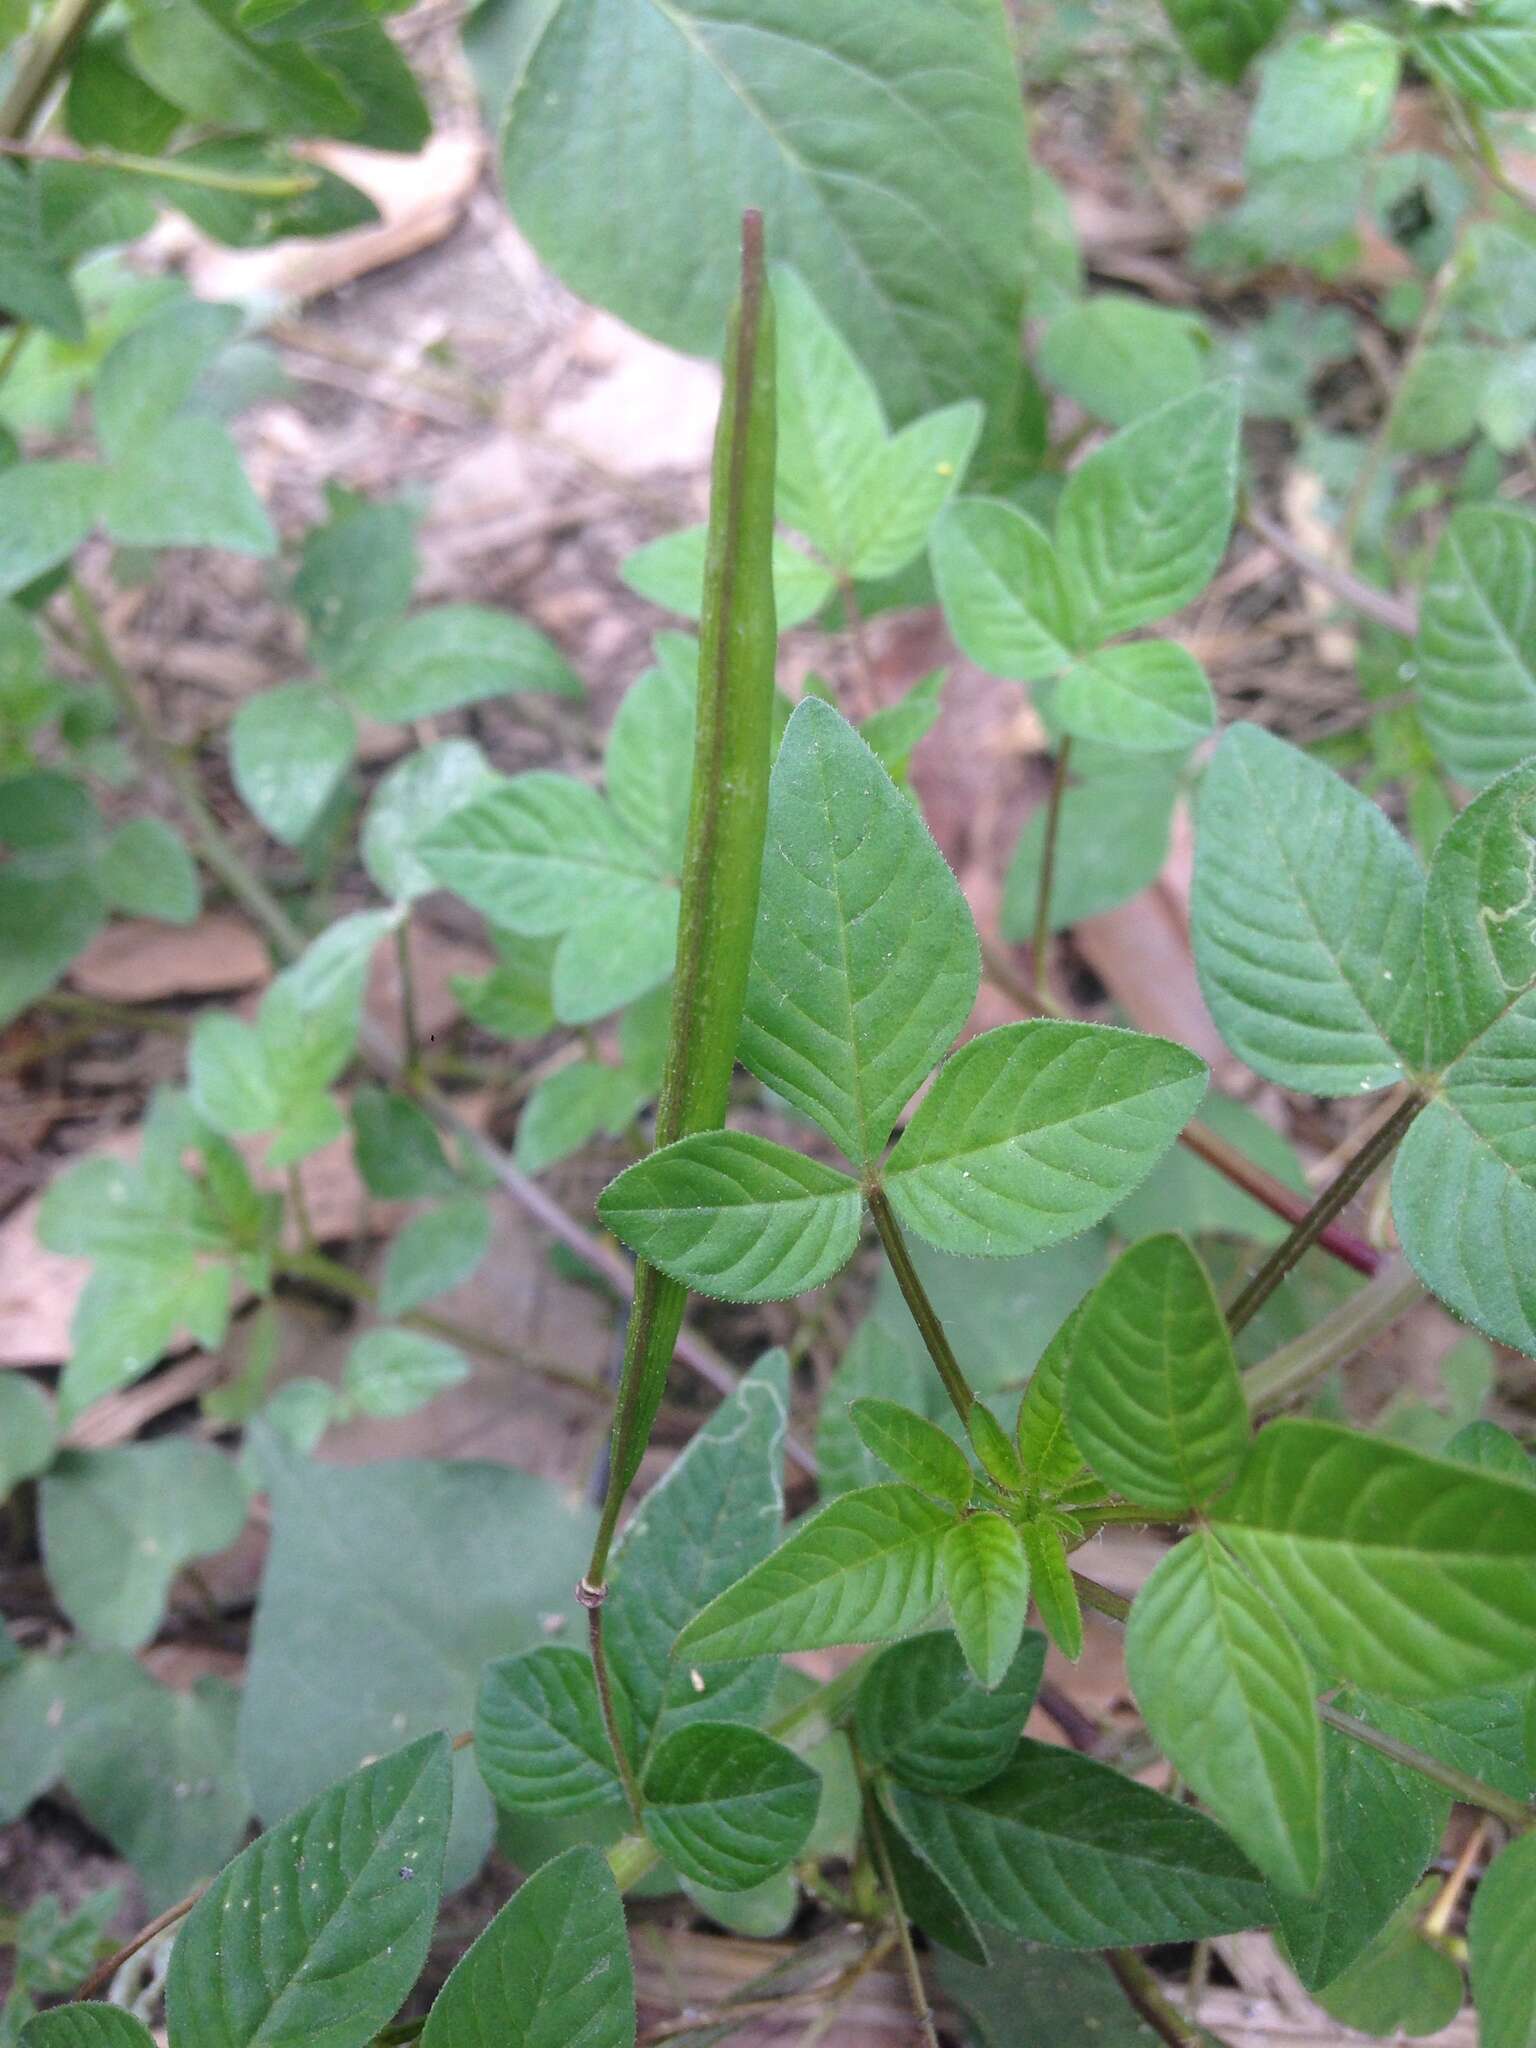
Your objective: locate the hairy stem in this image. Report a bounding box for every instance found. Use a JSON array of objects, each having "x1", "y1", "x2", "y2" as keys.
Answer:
[
  {"x1": 866, "y1": 1183, "x2": 976, "y2": 1424},
  {"x1": 1319, "y1": 1701, "x2": 1535, "y2": 1833},
  {"x1": 73, "y1": 1885, "x2": 205, "y2": 2002},
  {"x1": 1242, "y1": 1256, "x2": 1425, "y2": 1414},
  {"x1": 1225, "y1": 1093, "x2": 1423, "y2": 1335},
  {"x1": 584, "y1": 1593, "x2": 645, "y2": 1826},
  {"x1": 1031, "y1": 737, "x2": 1073, "y2": 1005},
  {"x1": 0, "y1": 133, "x2": 316, "y2": 193},
  {"x1": 1242, "y1": 502, "x2": 1418, "y2": 639},
  {"x1": 1341, "y1": 266, "x2": 1452, "y2": 560}
]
